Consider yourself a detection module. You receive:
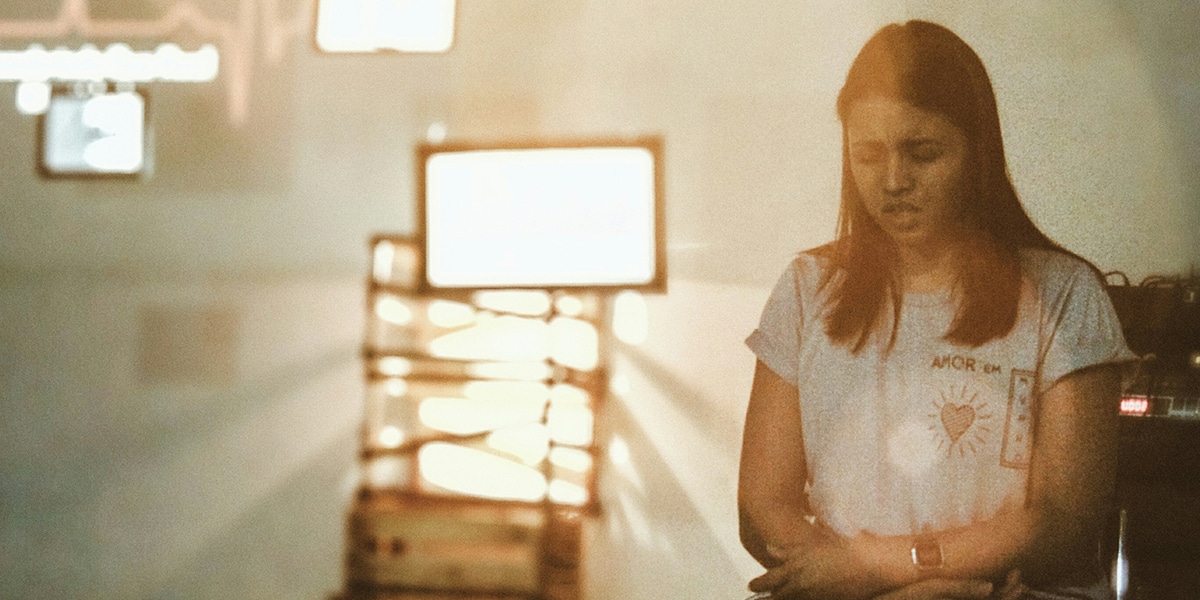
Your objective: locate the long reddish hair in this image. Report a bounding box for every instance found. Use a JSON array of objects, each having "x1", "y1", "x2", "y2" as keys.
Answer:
[{"x1": 823, "y1": 20, "x2": 1070, "y2": 353}]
